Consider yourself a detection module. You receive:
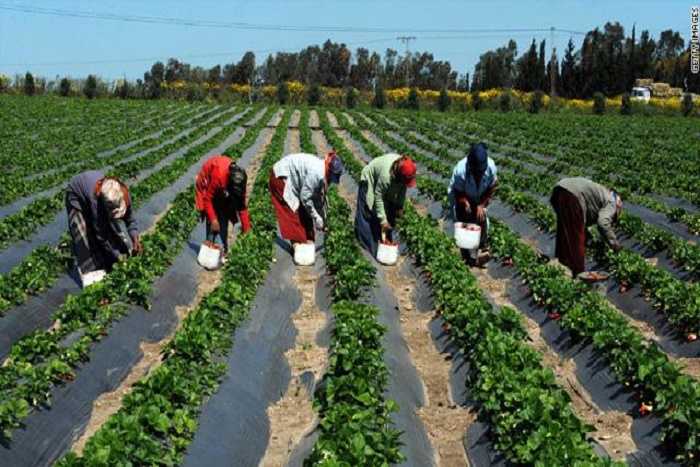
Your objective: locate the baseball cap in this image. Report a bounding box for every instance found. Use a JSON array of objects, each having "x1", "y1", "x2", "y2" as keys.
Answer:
[{"x1": 398, "y1": 158, "x2": 417, "y2": 188}]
